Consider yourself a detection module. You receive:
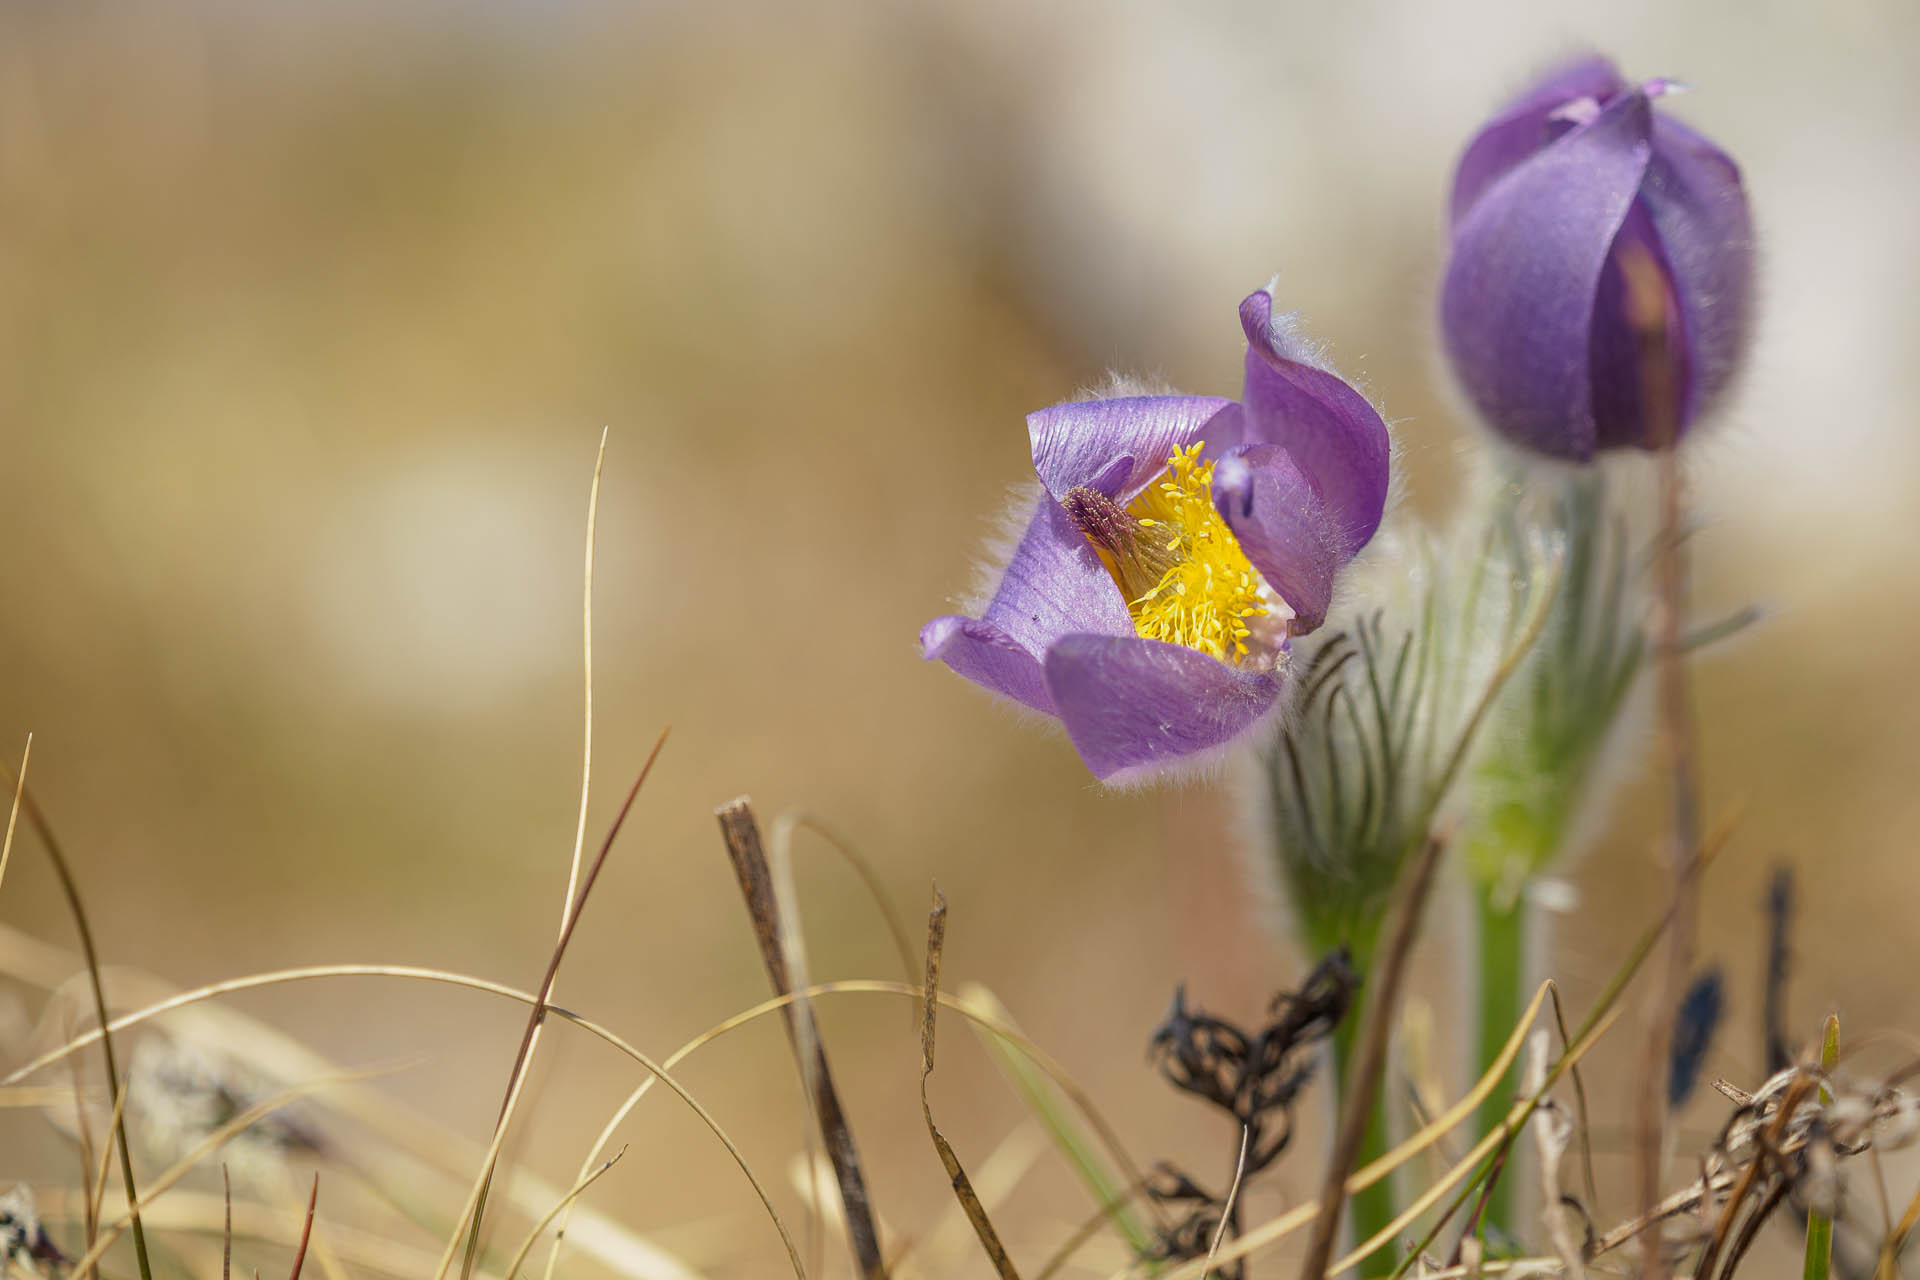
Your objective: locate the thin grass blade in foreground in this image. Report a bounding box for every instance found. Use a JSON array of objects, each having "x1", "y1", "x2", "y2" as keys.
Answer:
[
  {"x1": 503, "y1": 1148, "x2": 626, "y2": 1280},
  {"x1": 0, "y1": 733, "x2": 28, "y2": 897},
  {"x1": 920, "y1": 886, "x2": 1020, "y2": 1278},
  {"x1": 0, "y1": 752, "x2": 155, "y2": 1280},
  {"x1": 462, "y1": 429, "x2": 612, "y2": 1280},
  {"x1": 287, "y1": 1175, "x2": 319, "y2": 1280}
]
